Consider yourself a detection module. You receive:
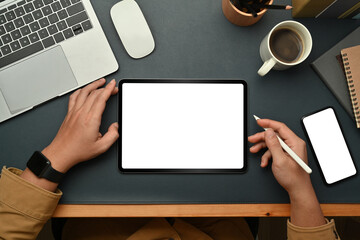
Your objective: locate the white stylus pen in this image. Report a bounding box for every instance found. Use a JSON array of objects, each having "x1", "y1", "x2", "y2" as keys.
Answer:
[{"x1": 253, "y1": 115, "x2": 312, "y2": 174}]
